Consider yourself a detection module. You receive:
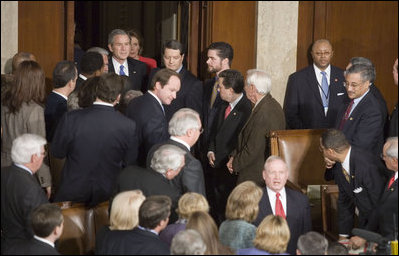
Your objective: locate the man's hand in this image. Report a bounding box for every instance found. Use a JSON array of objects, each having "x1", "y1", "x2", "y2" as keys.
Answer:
[
  {"x1": 226, "y1": 157, "x2": 234, "y2": 174},
  {"x1": 324, "y1": 156, "x2": 336, "y2": 169},
  {"x1": 207, "y1": 152, "x2": 215, "y2": 167},
  {"x1": 349, "y1": 236, "x2": 367, "y2": 250},
  {"x1": 45, "y1": 186, "x2": 52, "y2": 199}
]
